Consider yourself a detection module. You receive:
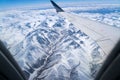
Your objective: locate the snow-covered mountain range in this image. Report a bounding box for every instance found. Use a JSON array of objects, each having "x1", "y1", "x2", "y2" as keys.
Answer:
[{"x1": 0, "y1": 4, "x2": 120, "y2": 80}]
